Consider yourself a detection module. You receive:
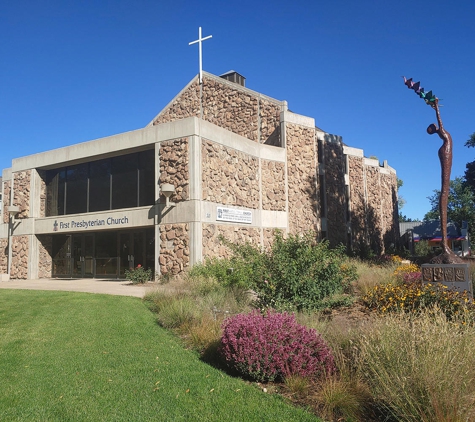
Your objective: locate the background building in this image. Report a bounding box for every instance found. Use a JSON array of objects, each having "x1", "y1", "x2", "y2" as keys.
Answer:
[
  {"x1": 0, "y1": 72, "x2": 399, "y2": 280},
  {"x1": 400, "y1": 220, "x2": 470, "y2": 256}
]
